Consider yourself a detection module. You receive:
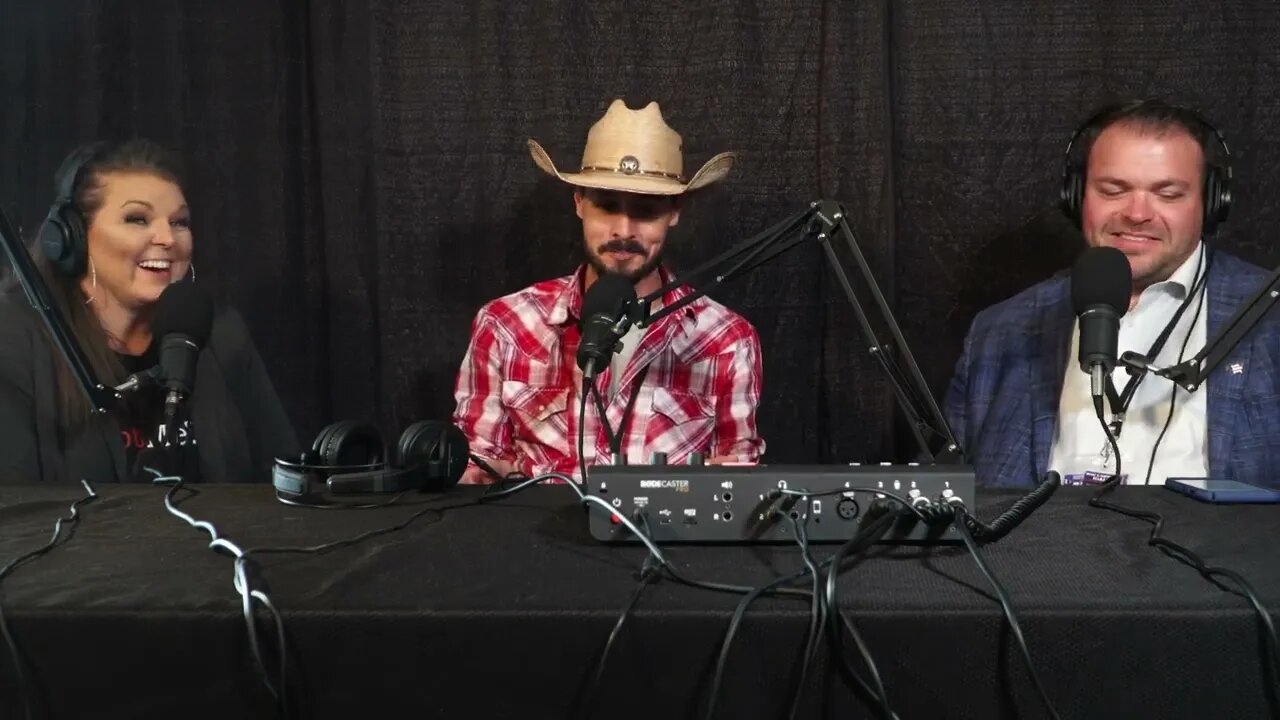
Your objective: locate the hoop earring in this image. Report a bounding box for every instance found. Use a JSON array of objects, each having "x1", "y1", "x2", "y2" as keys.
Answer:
[
  {"x1": 83, "y1": 258, "x2": 98, "y2": 305},
  {"x1": 189, "y1": 262, "x2": 196, "y2": 283}
]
